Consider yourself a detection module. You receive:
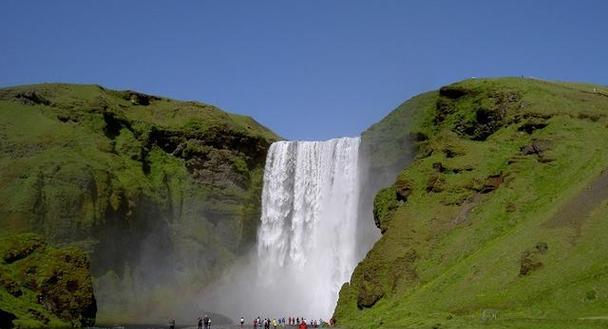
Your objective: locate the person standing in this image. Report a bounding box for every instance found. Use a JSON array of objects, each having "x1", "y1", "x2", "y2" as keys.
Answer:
[
  {"x1": 203, "y1": 315, "x2": 210, "y2": 329},
  {"x1": 241, "y1": 316, "x2": 245, "y2": 327},
  {"x1": 198, "y1": 316, "x2": 203, "y2": 329},
  {"x1": 169, "y1": 318, "x2": 176, "y2": 329}
]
